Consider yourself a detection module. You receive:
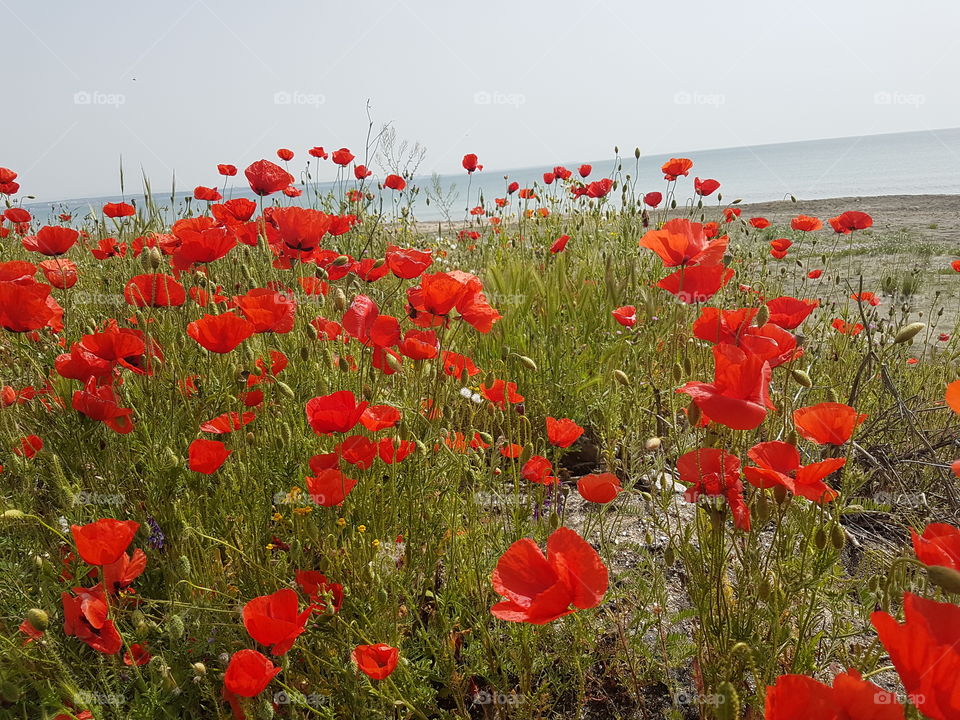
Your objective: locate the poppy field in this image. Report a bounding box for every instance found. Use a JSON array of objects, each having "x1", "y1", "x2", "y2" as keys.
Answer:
[{"x1": 2, "y1": 149, "x2": 960, "y2": 720}]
